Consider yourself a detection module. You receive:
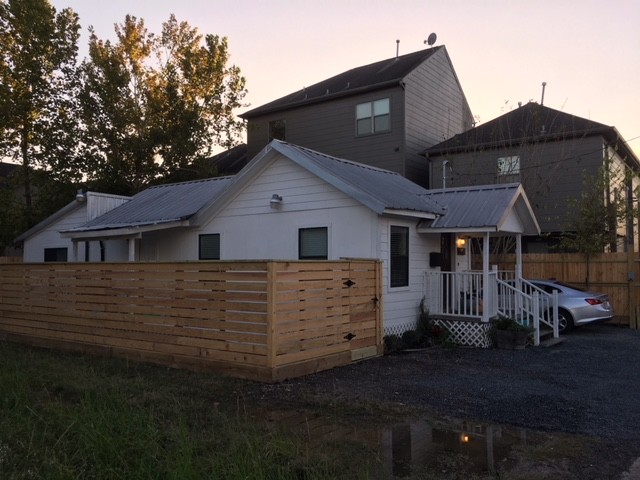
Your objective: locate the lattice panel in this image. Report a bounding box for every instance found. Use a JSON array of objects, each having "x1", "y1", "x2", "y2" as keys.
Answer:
[
  {"x1": 434, "y1": 319, "x2": 492, "y2": 348},
  {"x1": 384, "y1": 321, "x2": 418, "y2": 337}
]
